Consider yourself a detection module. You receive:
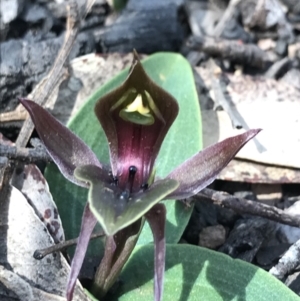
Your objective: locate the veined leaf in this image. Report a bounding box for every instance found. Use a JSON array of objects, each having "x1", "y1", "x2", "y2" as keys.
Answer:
[{"x1": 111, "y1": 244, "x2": 300, "y2": 301}]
